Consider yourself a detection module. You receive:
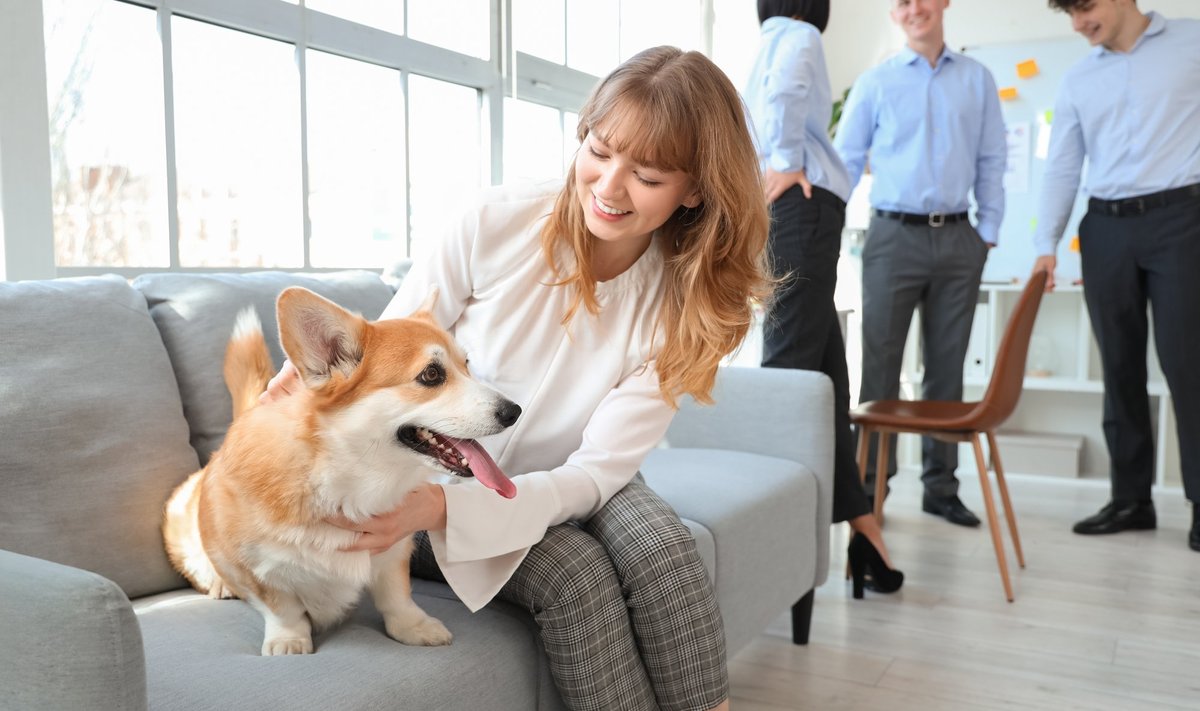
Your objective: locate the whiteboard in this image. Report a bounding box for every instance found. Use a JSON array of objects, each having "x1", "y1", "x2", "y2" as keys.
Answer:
[{"x1": 964, "y1": 35, "x2": 1093, "y2": 284}]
